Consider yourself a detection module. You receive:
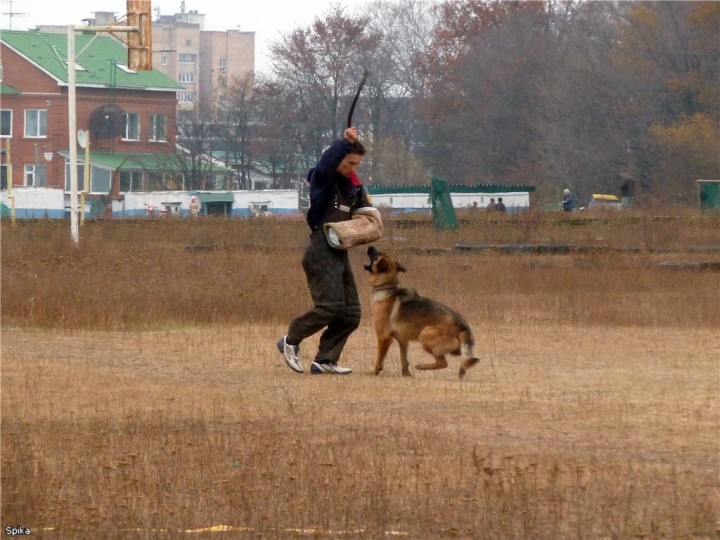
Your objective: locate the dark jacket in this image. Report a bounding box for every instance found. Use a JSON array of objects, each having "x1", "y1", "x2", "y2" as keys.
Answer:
[
  {"x1": 562, "y1": 193, "x2": 575, "y2": 211},
  {"x1": 306, "y1": 139, "x2": 371, "y2": 231}
]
